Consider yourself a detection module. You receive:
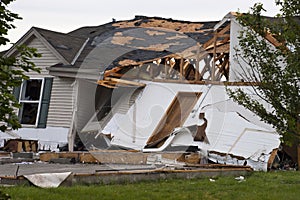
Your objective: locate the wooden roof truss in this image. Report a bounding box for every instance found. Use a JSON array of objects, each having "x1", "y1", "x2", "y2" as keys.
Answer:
[{"x1": 98, "y1": 23, "x2": 231, "y2": 87}]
